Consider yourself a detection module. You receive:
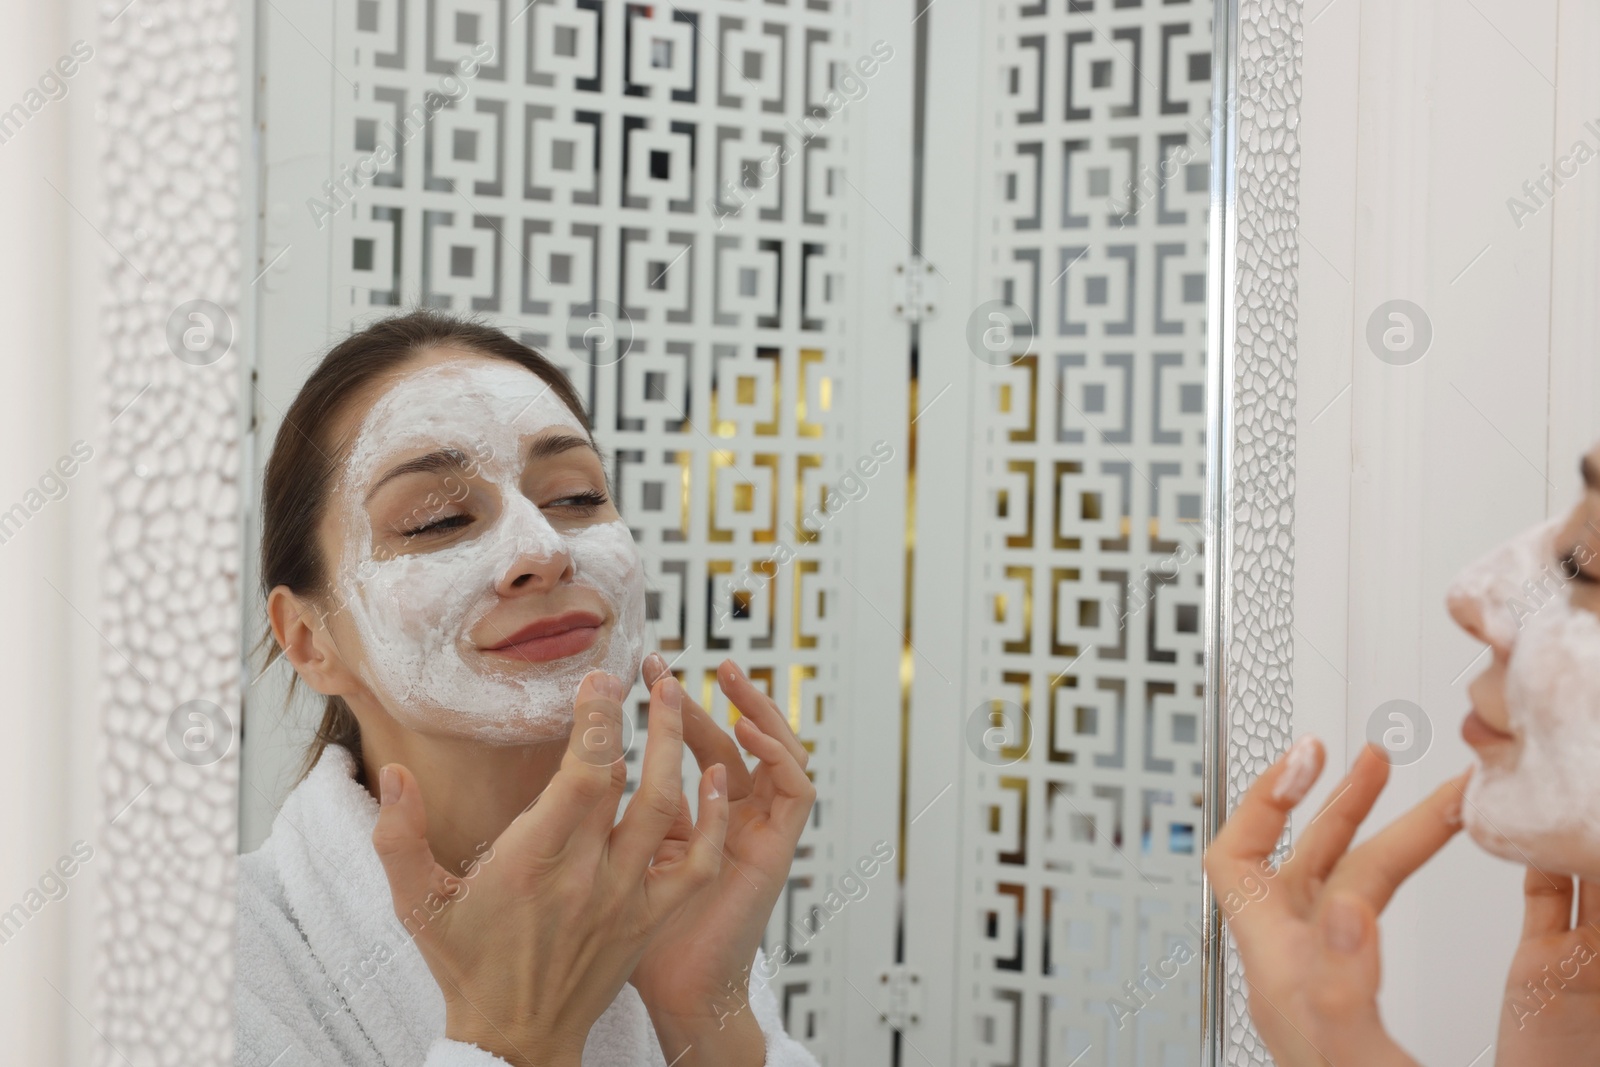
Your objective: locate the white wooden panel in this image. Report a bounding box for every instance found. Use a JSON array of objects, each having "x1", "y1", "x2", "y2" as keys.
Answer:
[
  {"x1": 1547, "y1": 0, "x2": 1600, "y2": 483},
  {"x1": 1294, "y1": 0, "x2": 1582, "y2": 1062}
]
